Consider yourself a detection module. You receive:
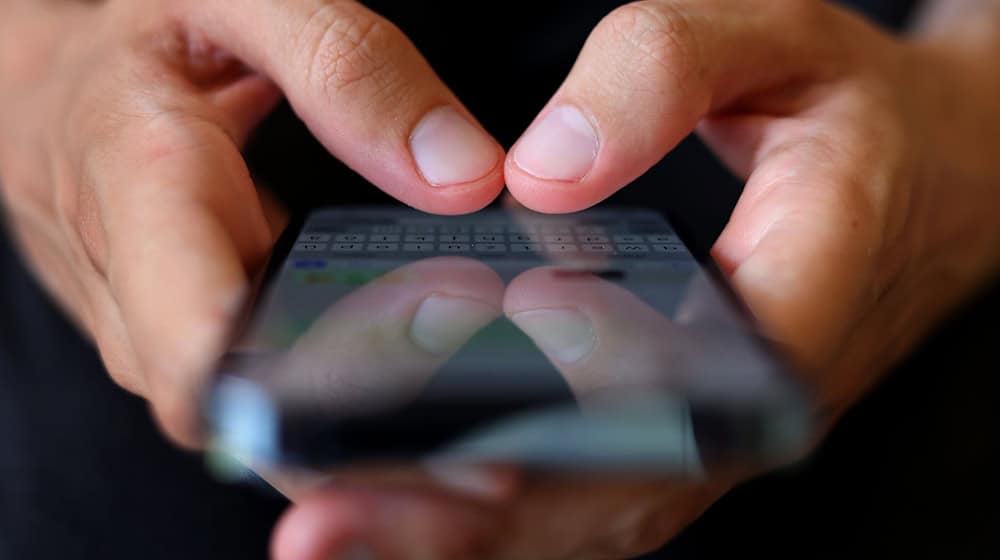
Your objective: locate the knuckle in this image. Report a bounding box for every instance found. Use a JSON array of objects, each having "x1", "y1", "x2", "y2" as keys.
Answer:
[
  {"x1": 597, "y1": 1, "x2": 702, "y2": 94},
  {"x1": 298, "y1": 1, "x2": 403, "y2": 98},
  {"x1": 123, "y1": 110, "x2": 207, "y2": 166},
  {"x1": 55, "y1": 158, "x2": 109, "y2": 276},
  {"x1": 24, "y1": 100, "x2": 108, "y2": 277}
]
